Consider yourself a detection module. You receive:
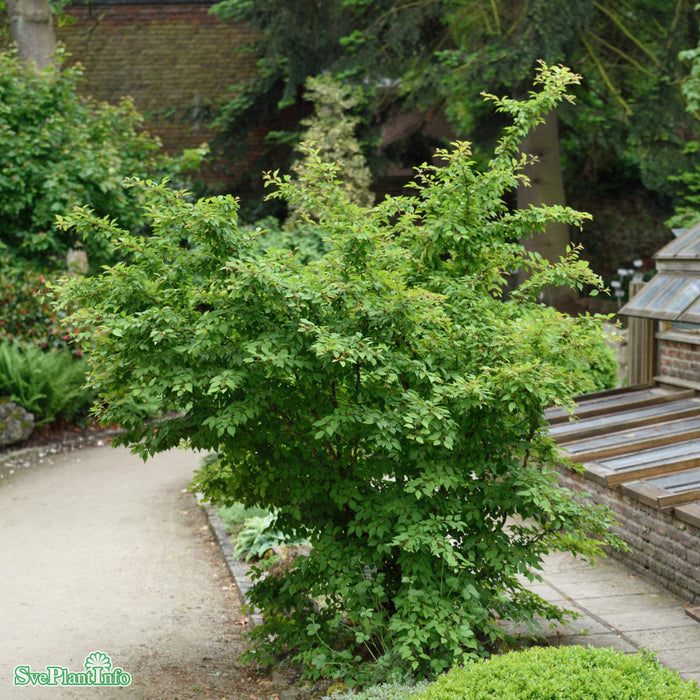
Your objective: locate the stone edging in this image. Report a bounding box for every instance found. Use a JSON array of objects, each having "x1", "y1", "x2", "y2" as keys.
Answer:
[
  {"x1": 197, "y1": 497, "x2": 307, "y2": 699},
  {"x1": 195, "y1": 494, "x2": 263, "y2": 627}
]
